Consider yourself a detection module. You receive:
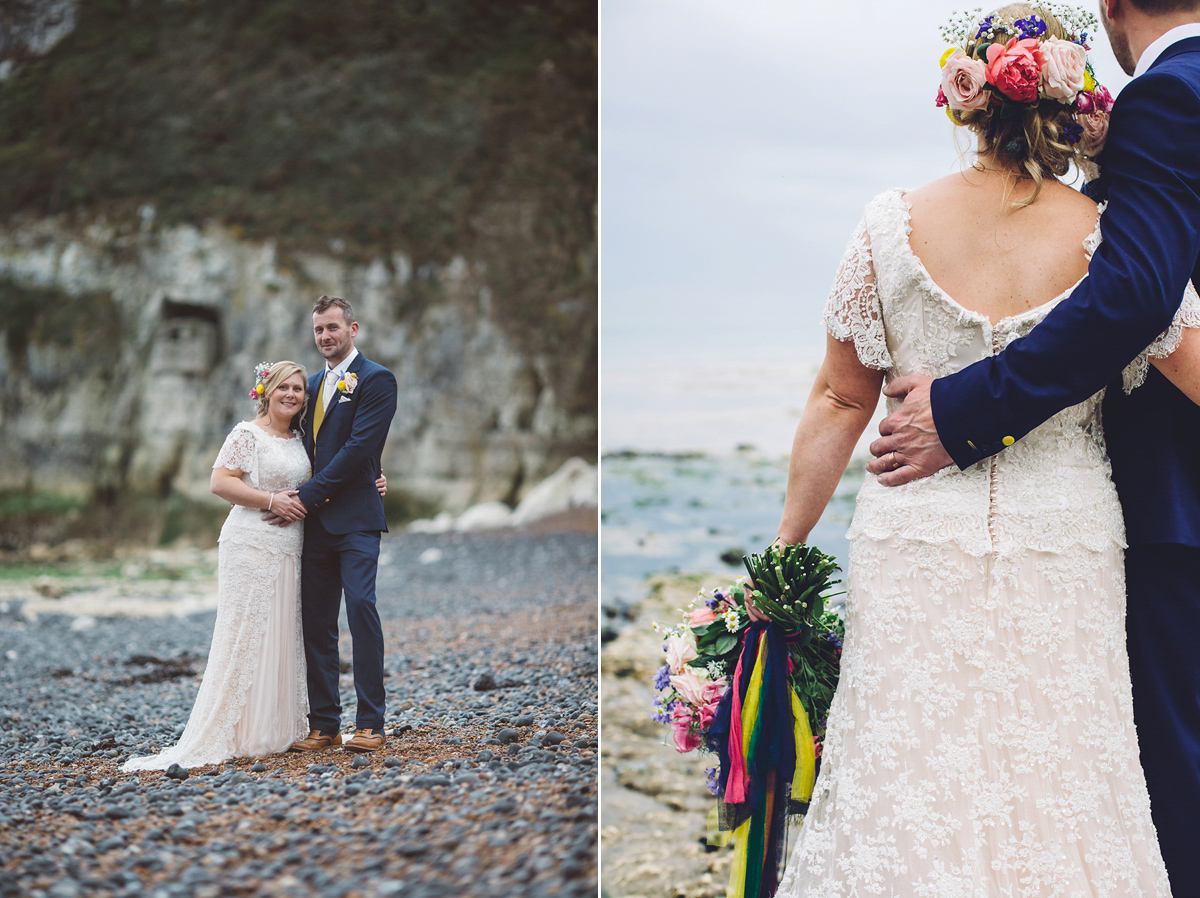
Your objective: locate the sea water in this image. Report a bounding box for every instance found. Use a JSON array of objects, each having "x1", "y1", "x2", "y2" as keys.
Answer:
[
  {"x1": 601, "y1": 450, "x2": 861, "y2": 612},
  {"x1": 601, "y1": 349, "x2": 884, "y2": 614}
]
